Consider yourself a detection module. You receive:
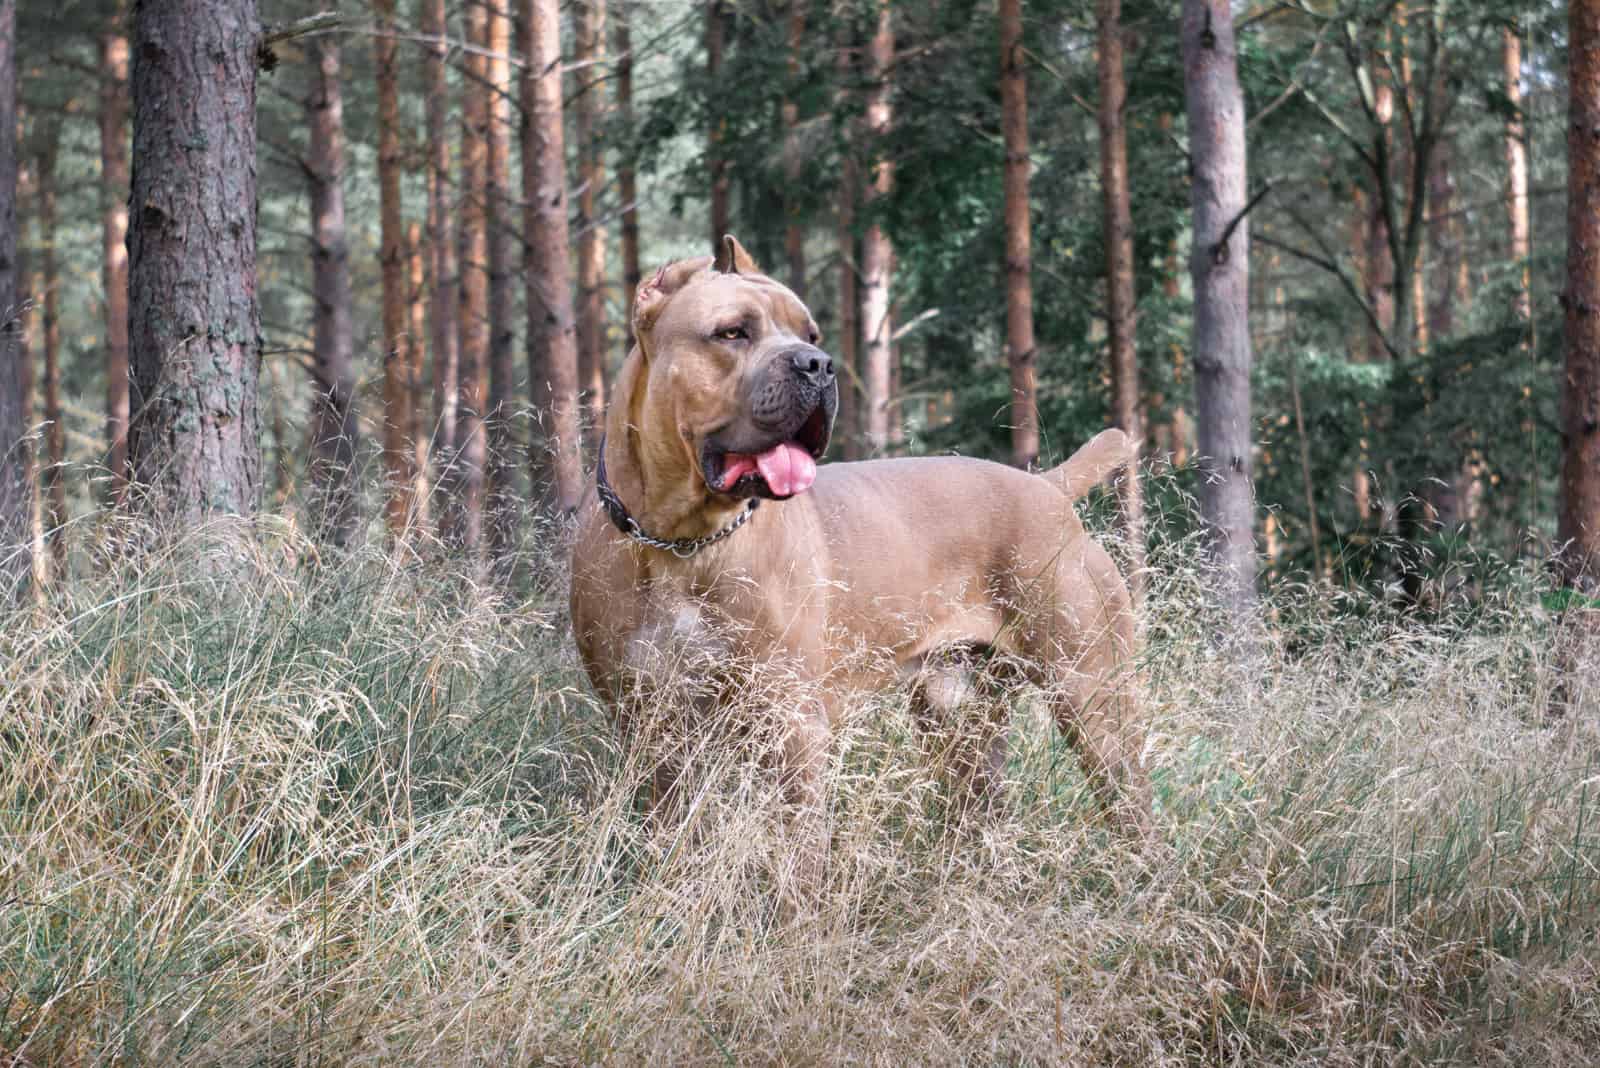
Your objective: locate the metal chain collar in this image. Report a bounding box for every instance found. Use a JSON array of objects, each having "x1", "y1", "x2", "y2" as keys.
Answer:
[{"x1": 595, "y1": 435, "x2": 760, "y2": 559}]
